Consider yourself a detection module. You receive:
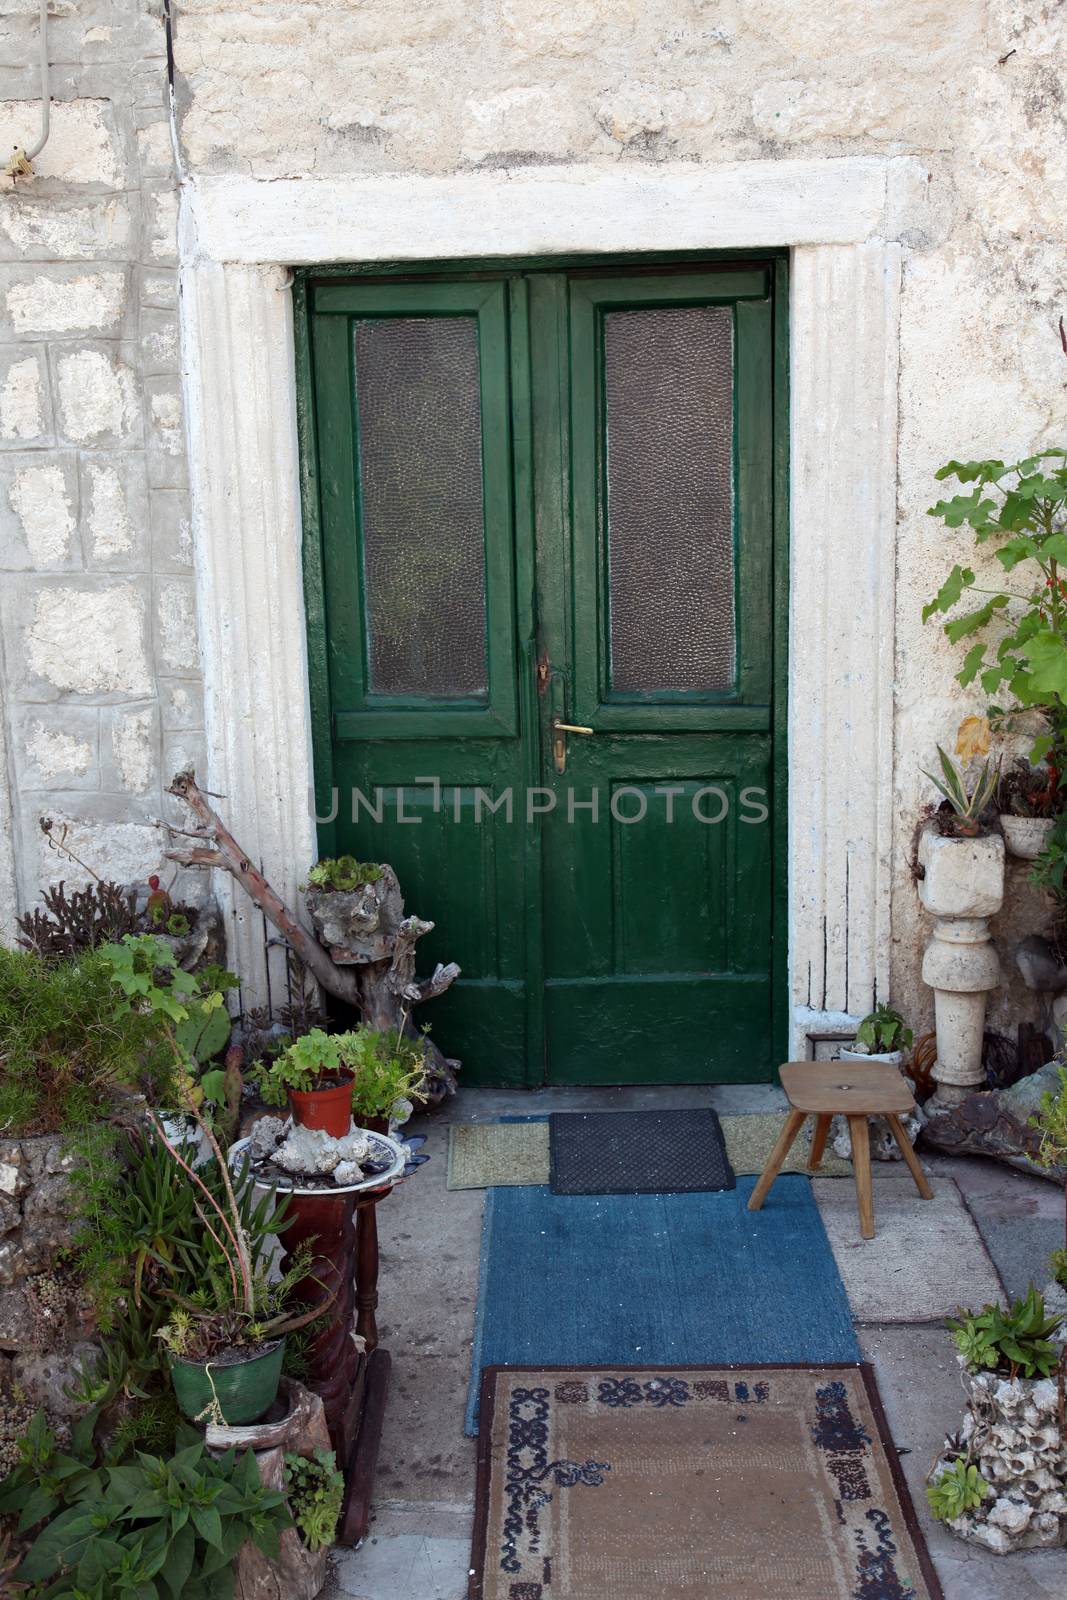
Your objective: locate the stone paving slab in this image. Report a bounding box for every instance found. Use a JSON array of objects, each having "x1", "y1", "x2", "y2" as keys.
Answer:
[{"x1": 814, "y1": 1166, "x2": 1005, "y2": 1322}]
